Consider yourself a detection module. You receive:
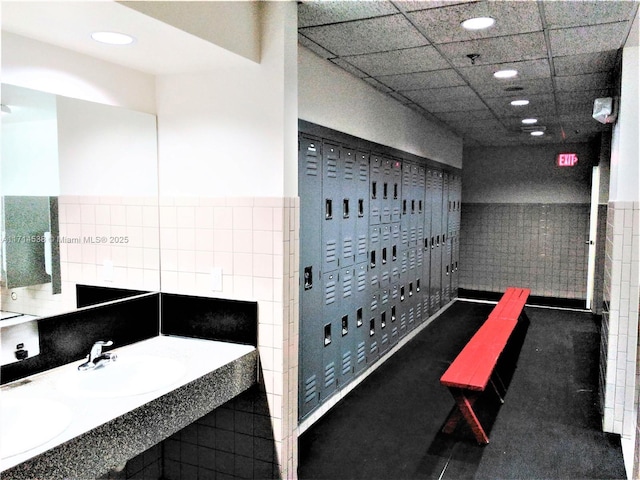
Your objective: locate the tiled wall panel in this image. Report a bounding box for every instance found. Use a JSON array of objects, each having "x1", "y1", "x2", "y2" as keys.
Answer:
[
  {"x1": 601, "y1": 201, "x2": 639, "y2": 436},
  {"x1": 459, "y1": 203, "x2": 590, "y2": 299}
]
